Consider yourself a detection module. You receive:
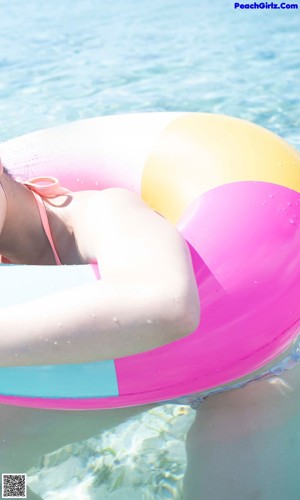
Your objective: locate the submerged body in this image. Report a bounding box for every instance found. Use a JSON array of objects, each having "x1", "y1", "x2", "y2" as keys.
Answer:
[{"x1": 184, "y1": 360, "x2": 300, "y2": 500}]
